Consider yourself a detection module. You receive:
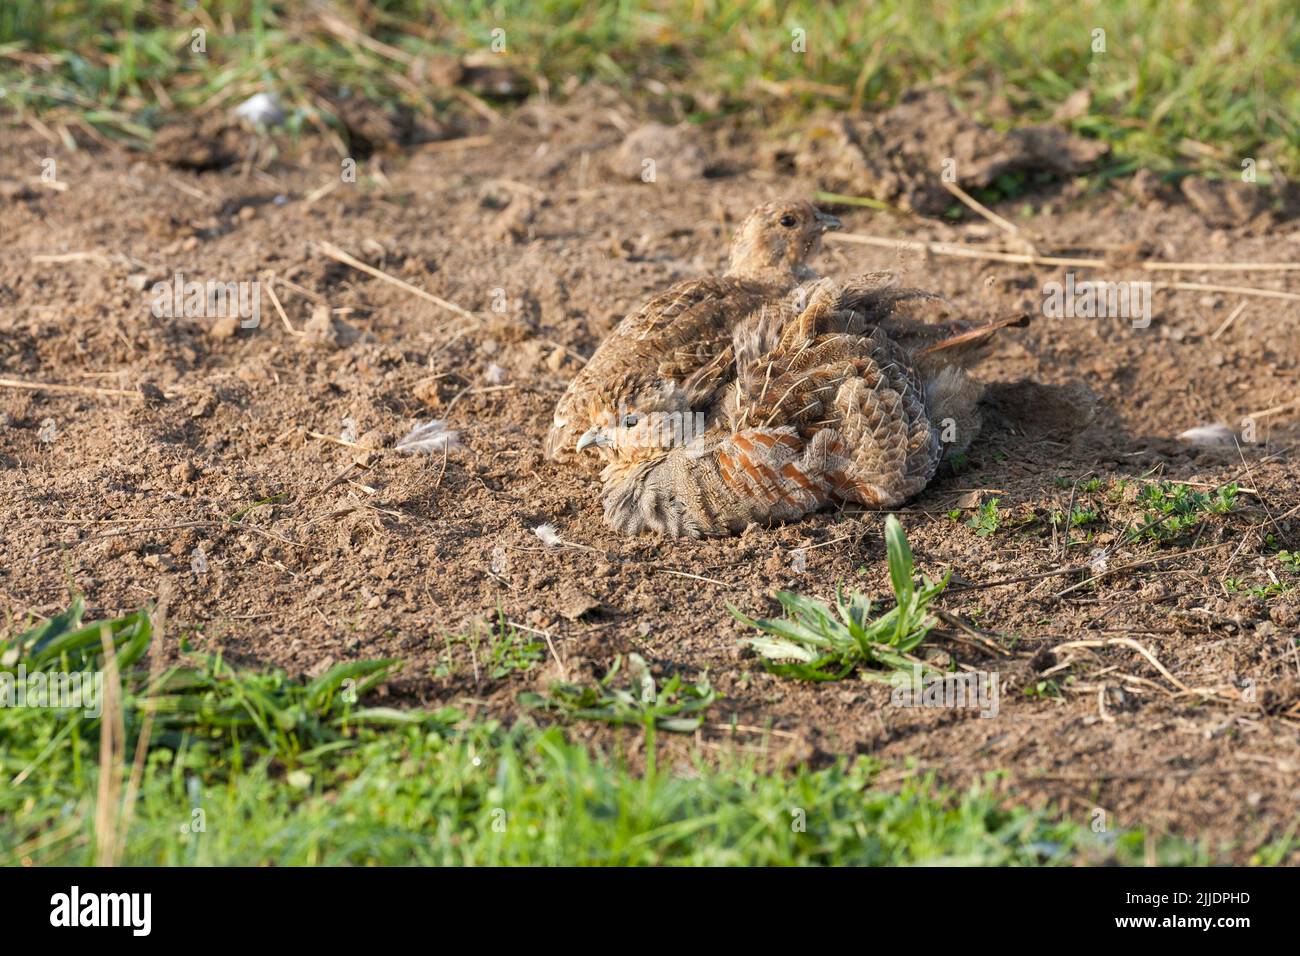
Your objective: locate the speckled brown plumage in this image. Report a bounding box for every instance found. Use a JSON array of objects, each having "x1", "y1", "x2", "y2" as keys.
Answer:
[
  {"x1": 573, "y1": 275, "x2": 1026, "y2": 537},
  {"x1": 544, "y1": 199, "x2": 841, "y2": 463}
]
